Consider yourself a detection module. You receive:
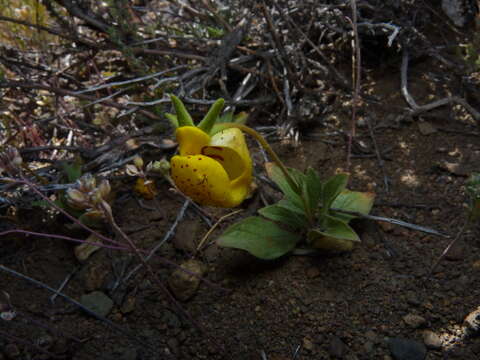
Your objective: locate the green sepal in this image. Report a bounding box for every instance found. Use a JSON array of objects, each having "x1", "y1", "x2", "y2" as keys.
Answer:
[
  {"x1": 165, "y1": 113, "x2": 179, "y2": 128},
  {"x1": 197, "y1": 98, "x2": 225, "y2": 134},
  {"x1": 170, "y1": 95, "x2": 194, "y2": 127}
]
